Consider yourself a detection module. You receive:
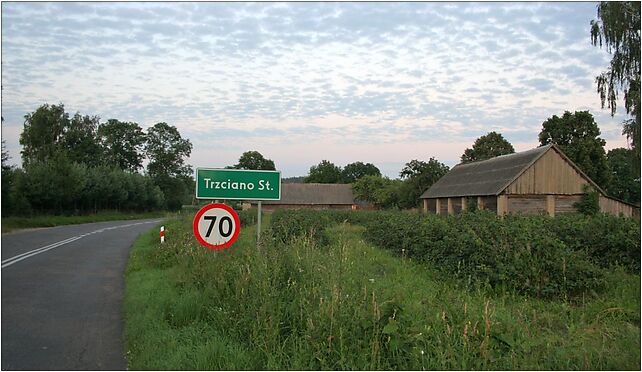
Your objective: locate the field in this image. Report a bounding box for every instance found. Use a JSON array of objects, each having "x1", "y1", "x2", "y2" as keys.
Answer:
[{"x1": 124, "y1": 209, "x2": 640, "y2": 370}]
